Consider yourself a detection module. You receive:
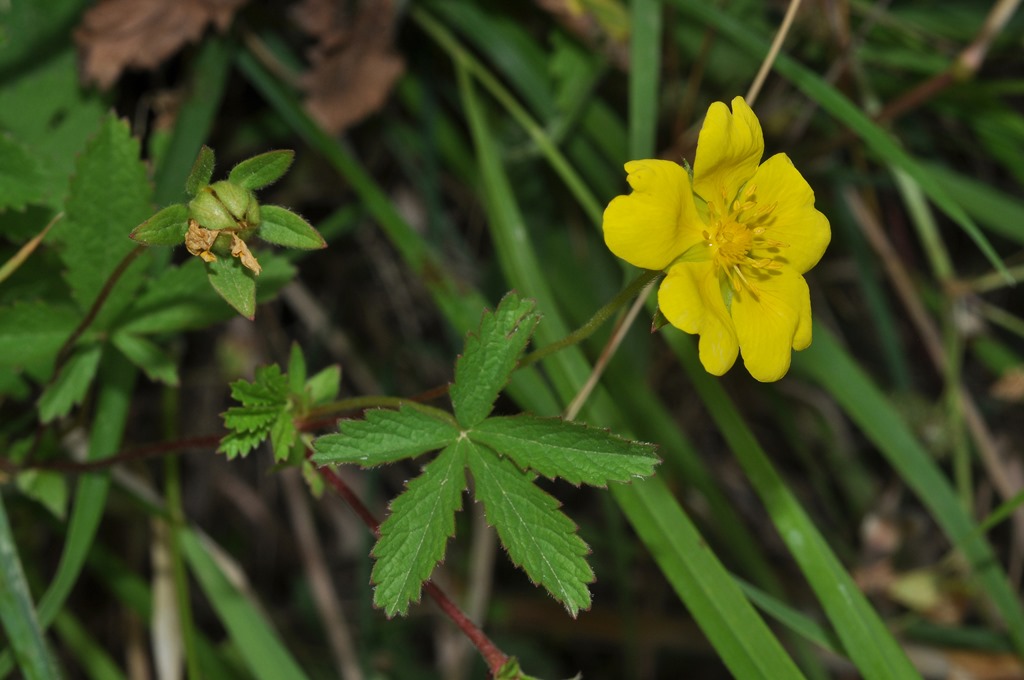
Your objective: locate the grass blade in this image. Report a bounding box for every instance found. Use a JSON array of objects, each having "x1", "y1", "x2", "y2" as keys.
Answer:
[
  {"x1": 668, "y1": 332, "x2": 923, "y2": 680},
  {"x1": 615, "y1": 479, "x2": 807, "y2": 680},
  {"x1": 0, "y1": 492, "x2": 60, "y2": 679},
  {"x1": 178, "y1": 528, "x2": 311, "y2": 680},
  {"x1": 795, "y1": 324, "x2": 1024, "y2": 656}
]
